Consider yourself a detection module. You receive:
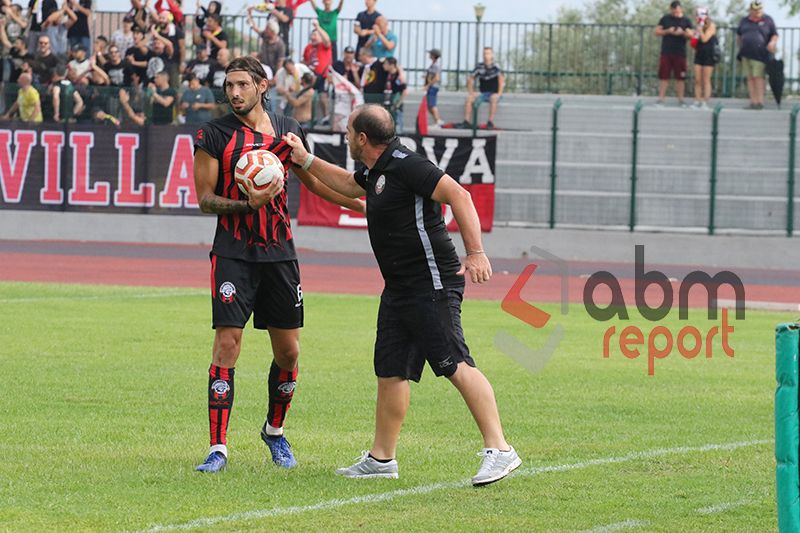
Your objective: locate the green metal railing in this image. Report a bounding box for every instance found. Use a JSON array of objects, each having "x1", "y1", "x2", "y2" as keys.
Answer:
[{"x1": 91, "y1": 13, "x2": 800, "y2": 98}]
